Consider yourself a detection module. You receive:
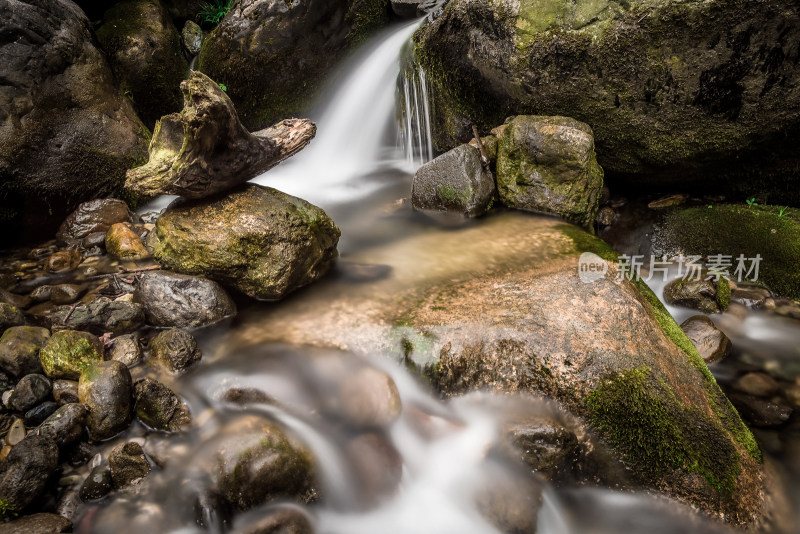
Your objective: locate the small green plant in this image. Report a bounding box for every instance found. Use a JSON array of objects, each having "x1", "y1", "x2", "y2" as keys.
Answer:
[
  {"x1": 778, "y1": 206, "x2": 789, "y2": 217},
  {"x1": 0, "y1": 498, "x2": 18, "y2": 518},
  {"x1": 707, "y1": 205, "x2": 713, "y2": 209},
  {"x1": 219, "y1": 83, "x2": 227, "y2": 92},
  {"x1": 745, "y1": 197, "x2": 758, "y2": 208},
  {"x1": 198, "y1": 0, "x2": 233, "y2": 25}
]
